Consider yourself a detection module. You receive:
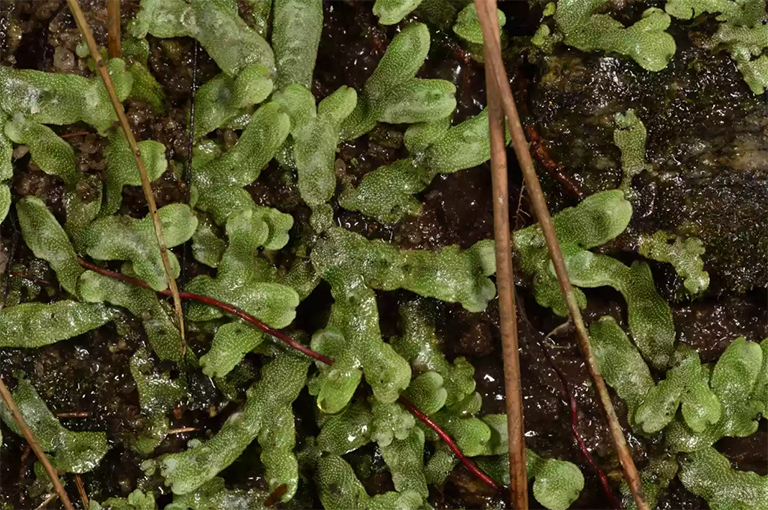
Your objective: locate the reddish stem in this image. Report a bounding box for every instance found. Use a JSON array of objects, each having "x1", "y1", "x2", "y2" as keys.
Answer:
[
  {"x1": 77, "y1": 259, "x2": 499, "y2": 490},
  {"x1": 526, "y1": 125, "x2": 585, "y2": 201},
  {"x1": 77, "y1": 259, "x2": 332, "y2": 365},
  {"x1": 398, "y1": 395, "x2": 501, "y2": 491},
  {"x1": 541, "y1": 344, "x2": 622, "y2": 510},
  {"x1": 60, "y1": 130, "x2": 92, "y2": 139},
  {"x1": 10, "y1": 271, "x2": 51, "y2": 286},
  {"x1": 264, "y1": 484, "x2": 289, "y2": 507}
]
